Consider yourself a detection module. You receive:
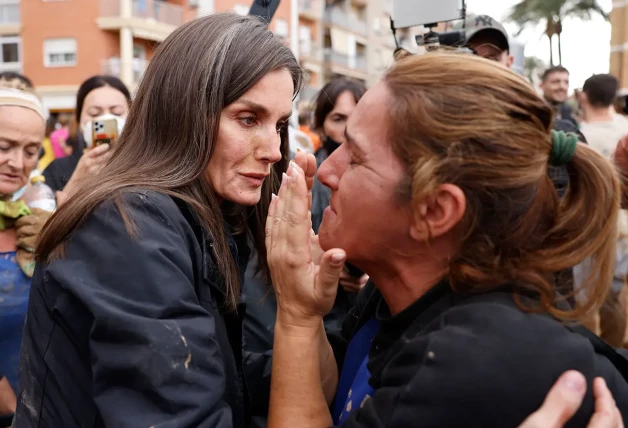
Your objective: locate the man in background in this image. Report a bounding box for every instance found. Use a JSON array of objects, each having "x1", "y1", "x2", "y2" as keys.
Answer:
[
  {"x1": 579, "y1": 73, "x2": 628, "y2": 159},
  {"x1": 541, "y1": 66, "x2": 578, "y2": 127},
  {"x1": 464, "y1": 14, "x2": 514, "y2": 68}
]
